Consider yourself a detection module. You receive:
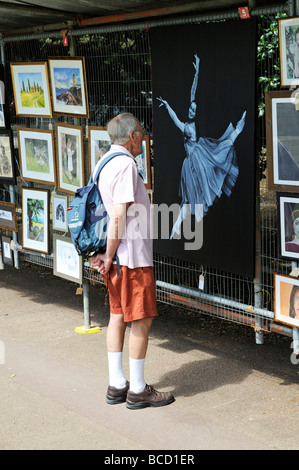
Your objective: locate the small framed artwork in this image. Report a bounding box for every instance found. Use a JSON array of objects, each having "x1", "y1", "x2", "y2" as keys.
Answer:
[
  {"x1": 53, "y1": 234, "x2": 83, "y2": 284},
  {"x1": 278, "y1": 16, "x2": 299, "y2": 87},
  {"x1": 0, "y1": 81, "x2": 6, "y2": 129},
  {"x1": 1, "y1": 235, "x2": 13, "y2": 266},
  {"x1": 278, "y1": 193, "x2": 299, "y2": 260},
  {"x1": 136, "y1": 135, "x2": 151, "y2": 189},
  {"x1": 0, "y1": 130, "x2": 15, "y2": 185},
  {"x1": 17, "y1": 127, "x2": 56, "y2": 185},
  {"x1": 274, "y1": 273, "x2": 299, "y2": 328},
  {"x1": 88, "y1": 126, "x2": 111, "y2": 174},
  {"x1": 22, "y1": 188, "x2": 49, "y2": 254},
  {"x1": 10, "y1": 62, "x2": 52, "y2": 118},
  {"x1": 52, "y1": 193, "x2": 68, "y2": 232},
  {"x1": 265, "y1": 90, "x2": 299, "y2": 191},
  {"x1": 48, "y1": 56, "x2": 89, "y2": 118},
  {"x1": 0, "y1": 201, "x2": 17, "y2": 232},
  {"x1": 55, "y1": 123, "x2": 84, "y2": 194}
]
